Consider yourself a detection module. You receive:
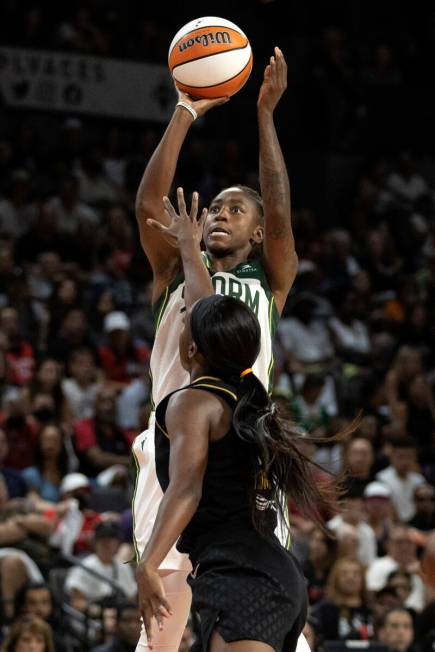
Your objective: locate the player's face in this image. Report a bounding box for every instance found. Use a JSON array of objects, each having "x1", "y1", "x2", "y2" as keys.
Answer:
[{"x1": 203, "y1": 188, "x2": 263, "y2": 256}]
